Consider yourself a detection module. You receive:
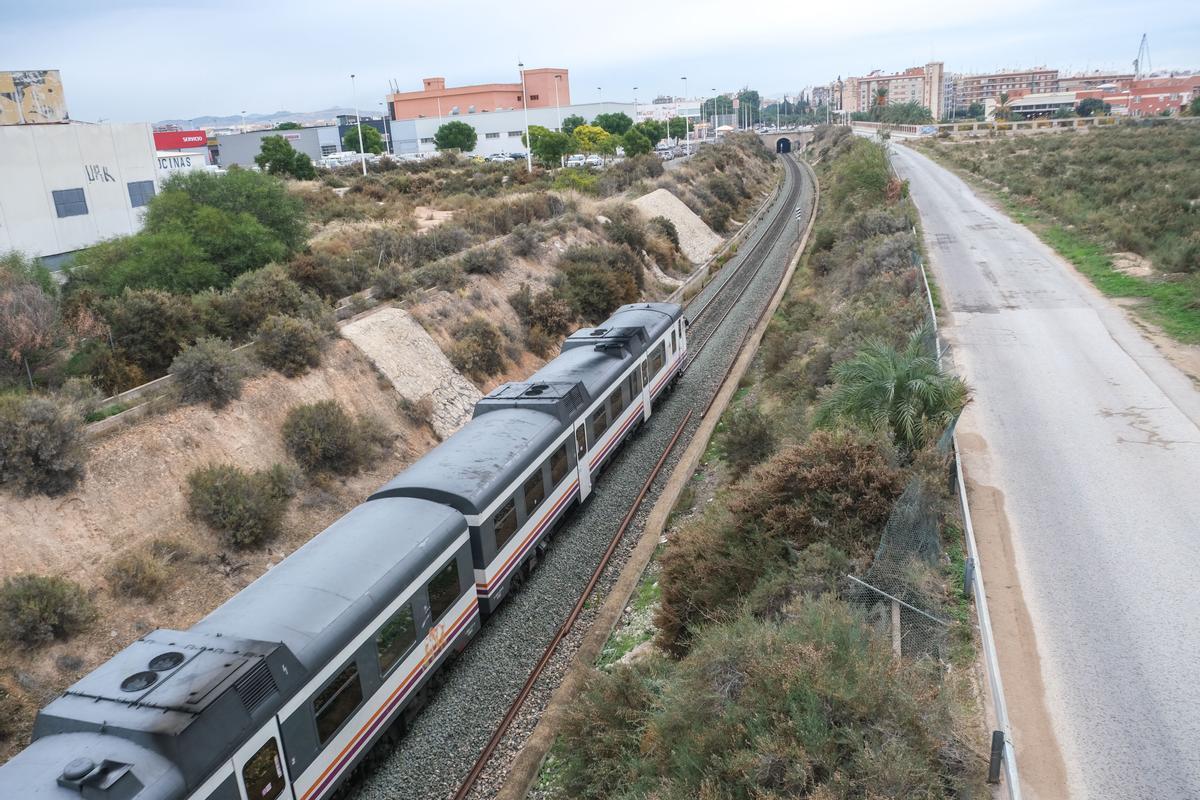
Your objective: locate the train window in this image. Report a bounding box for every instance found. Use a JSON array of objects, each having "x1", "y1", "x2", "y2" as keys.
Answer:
[
  {"x1": 494, "y1": 498, "x2": 518, "y2": 551},
  {"x1": 428, "y1": 558, "x2": 461, "y2": 622},
  {"x1": 313, "y1": 663, "x2": 364, "y2": 745},
  {"x1": 607, "y1": 389, "x2": 623, "y2": 421},
  {"x1": 550, "y1": 444, "x2": 570, "y2": 485},
  {"x1": 242, "y1": 738, "x2": 285, "y2": 800},
  {"x1": 650, "y1": 343, "x2": 665, "y2": 375},
  {"x1": 630, "y1": 368, "x2": 642, "y2": 397},
  {"x1": 375, "y1": 604, "x2": 417, "y2": 675},
  {"x1": 590, "y1": 405, "x2": 608, "y2": 440},
  {"x1": 640, "y1": 361, "x2": 648, "y2": 387},
  {"x1": 671, "y1": 331, "x2": 677, "y2": 353},
  {"x1": 524, "y1": 470, "x2": 546, "y2": 517},
  {"x1": 575, "y1": 426, "x2": 587, "y2": 458}
]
